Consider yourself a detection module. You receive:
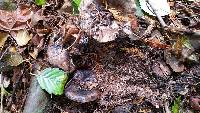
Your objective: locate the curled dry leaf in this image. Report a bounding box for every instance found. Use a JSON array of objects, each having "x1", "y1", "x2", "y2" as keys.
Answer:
[
  {"x1": 0, "y1": 31, "x2": 8, "y2": 48},
  {"x1": 13, "y1": 30, "x2": 32, "y2": 46},
  {"x1": 65, "y1": 70, "x2": 99, "y2": 103}
]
